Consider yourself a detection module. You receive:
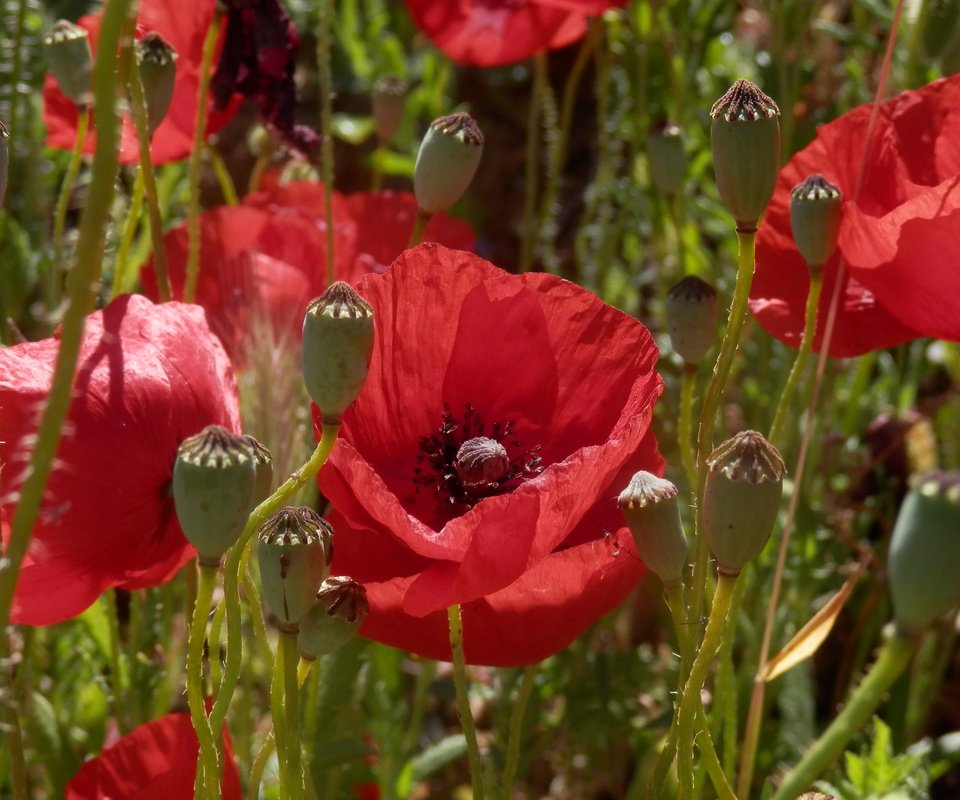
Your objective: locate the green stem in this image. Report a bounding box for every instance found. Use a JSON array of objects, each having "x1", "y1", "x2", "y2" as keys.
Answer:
[
  {"x1": 271, "y1": 634, "x2": 289, "y2": 798},
  {"x1": 282, "y1": 631, "x2": 303, "y2": 799},
  {"x1": 185, "y1": 12, "x2": 220, "y2": 303},
  {"x1": 371, "y1": 144, "x2": 386, "y2": 191},
  {"x1": 187, "y1": 564, "x2": 220, "y2": 800},
  {"x1": 250, "y1": 731, "x2": 276, "y2": 798},
  {"x1": 317, "y1": 0, "x2": 335, "y2": 284},
  {"x1": 518, "y1": 53, "x2": 546, "y2": 273},
  {"x1": 112, "y1": 170, "x2": 145, "y2": 297},
  {"x1": 206, "y1": 144, "x2": 239, "y2": 205},
  {"x1": 208, "y1": 599, "x2": 225, "y2": 688},
  {"x1": 502, "y1": 664, "x2": 538, "y2": 798},
  {"x1": 675, "y1": 573, "x2": 738, "y2": 800},
  {"x1": 678, "y1": 366, "x2": 698, "y2": 491},
  {"x1": 769, "y1": 270, "x2": 823, "y2": 445},
  {"x1": 248, "y1": 154, "x2": 270, "y2": 195},
  {"x1": 447, "y1": 604, "x2": 485, "y2": 800},
  {"x1": 408, "y1": 209, "x2": 431, "y2": 248},
  {"x1": 104, "y1": 589, "x2": 129, "y2": 734},
  {"x1": 695, "y1": 705, "x2": 737, "y2": 800},
  {"x1": 402, "y1": 659, "x2": 437, "y2": 756},
  {"x1": 297, "y1": 657, "x2": 314, "y2": 686},
  {"x1": 128, "y1": 63, "x2": 171, "y2": 302},
  {"x1": 690, "y1": 228, "x2": 756, "y2": 625},
  {"x1": 50, "y1": 106, "x2": 89, "y2": 306},
  {"x1": 770, "y1": 632, "x2": 918, "y2": 800}
]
